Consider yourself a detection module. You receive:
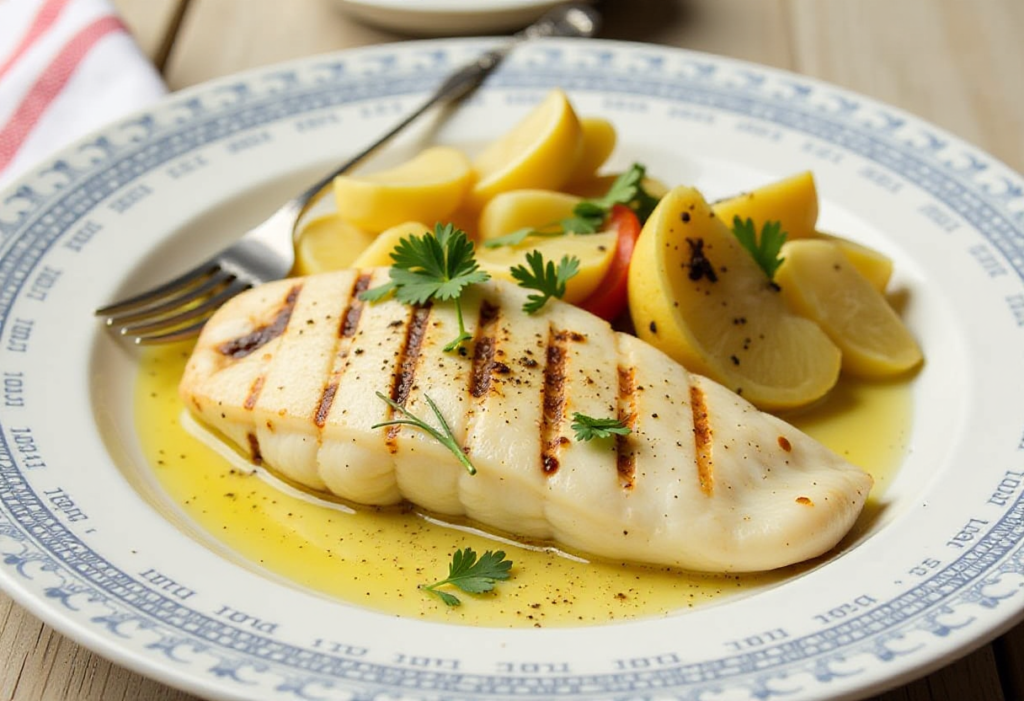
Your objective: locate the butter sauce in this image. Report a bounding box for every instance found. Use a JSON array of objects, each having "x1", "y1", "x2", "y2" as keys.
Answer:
[{"x1": 136, "y1": 343, "x2": 910, "y2": 627}]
